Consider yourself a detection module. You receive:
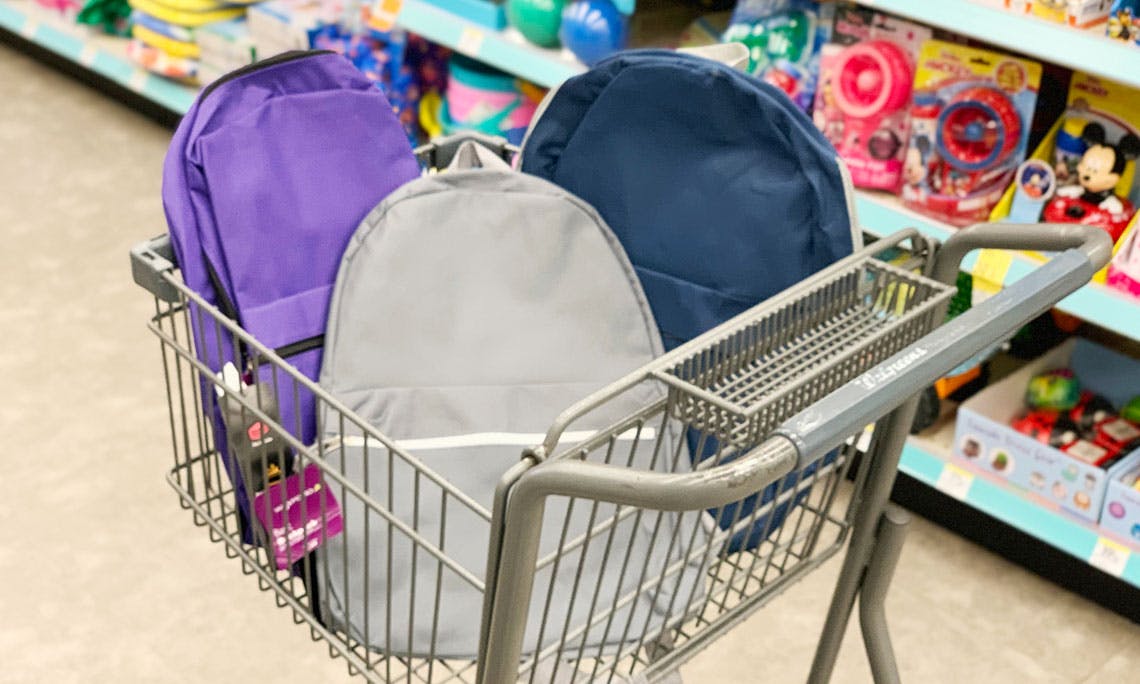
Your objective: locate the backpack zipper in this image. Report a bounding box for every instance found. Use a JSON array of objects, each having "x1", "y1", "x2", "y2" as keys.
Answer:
[
  {"x1": 273, "y1": 335, "x2": 324, "y2": 360},
  {"x1": 199, "y1": 50, "x2": 335, "y2": 101}
]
